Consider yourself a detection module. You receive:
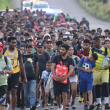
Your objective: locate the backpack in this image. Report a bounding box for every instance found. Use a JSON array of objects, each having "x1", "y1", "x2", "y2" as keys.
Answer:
[
  {"x1": 72, "y1": 56, "x2": 80, "y2": 75},
  {"x1": 4, "y1": 56, "x2": 7, "y2": 65},
  {"x1": 23, "y1": 55, "x2": 35, "y2": 78},
  {"x1": 91, "y1": 47, "x2": 107, "y2": 56}
]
